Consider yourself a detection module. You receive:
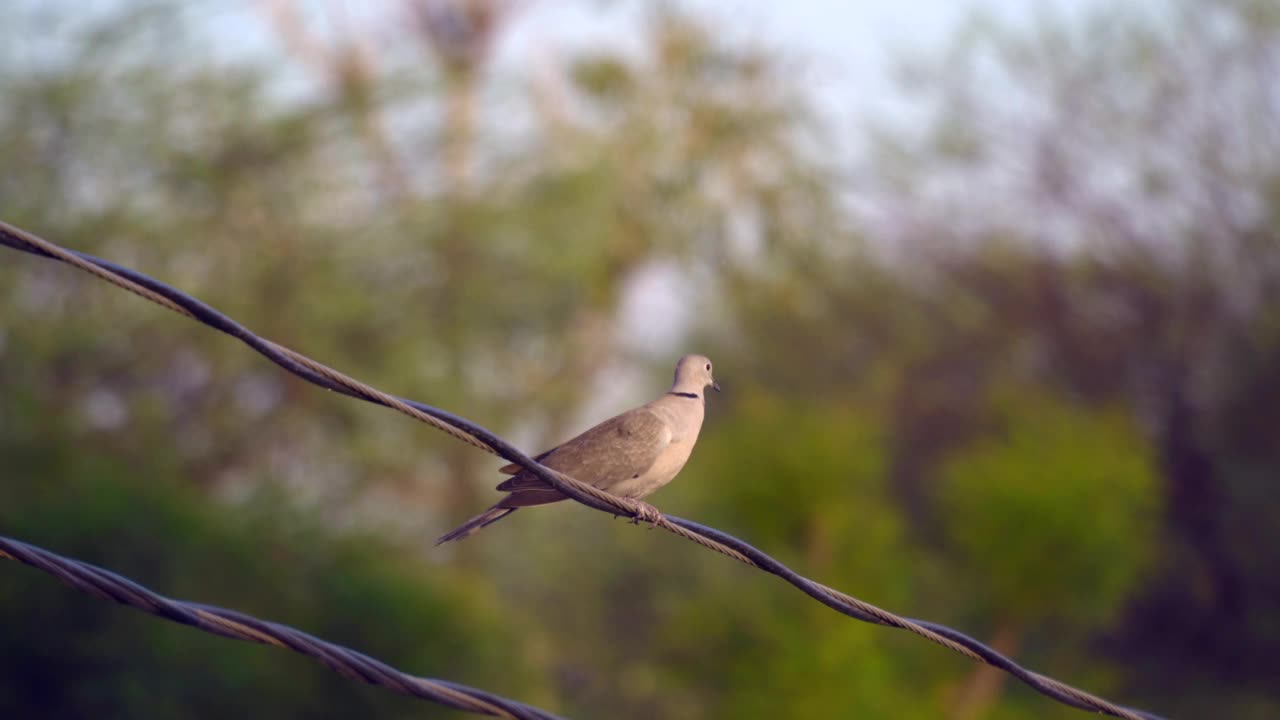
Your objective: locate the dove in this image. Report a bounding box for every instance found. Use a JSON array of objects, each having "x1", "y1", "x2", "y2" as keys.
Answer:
[{"x1": 435, "y1": 354, "x2": 719, "y2": 544}]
